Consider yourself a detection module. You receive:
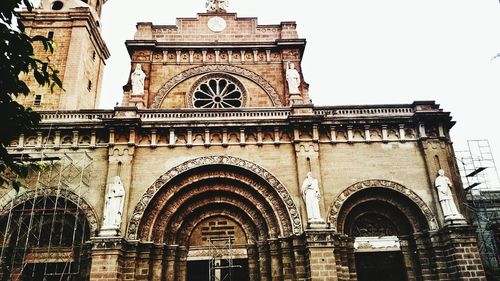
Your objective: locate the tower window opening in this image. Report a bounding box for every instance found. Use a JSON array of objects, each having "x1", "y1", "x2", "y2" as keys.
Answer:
[
  {"x1": 47, "y1": 31, "x2": 54, "y2": 41},
  {"x1": 51, "y1": 1, "x2": 64, "y2": 10},
  {"x1": 87, "y1": 80, "x2": 92, "y2": 91},
  {"x1": 34, "y1": 95, "x2": 42, "y2": 106},
  {"x1": 92, "y1": 50, "x2": 97, "y2": 60}
]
